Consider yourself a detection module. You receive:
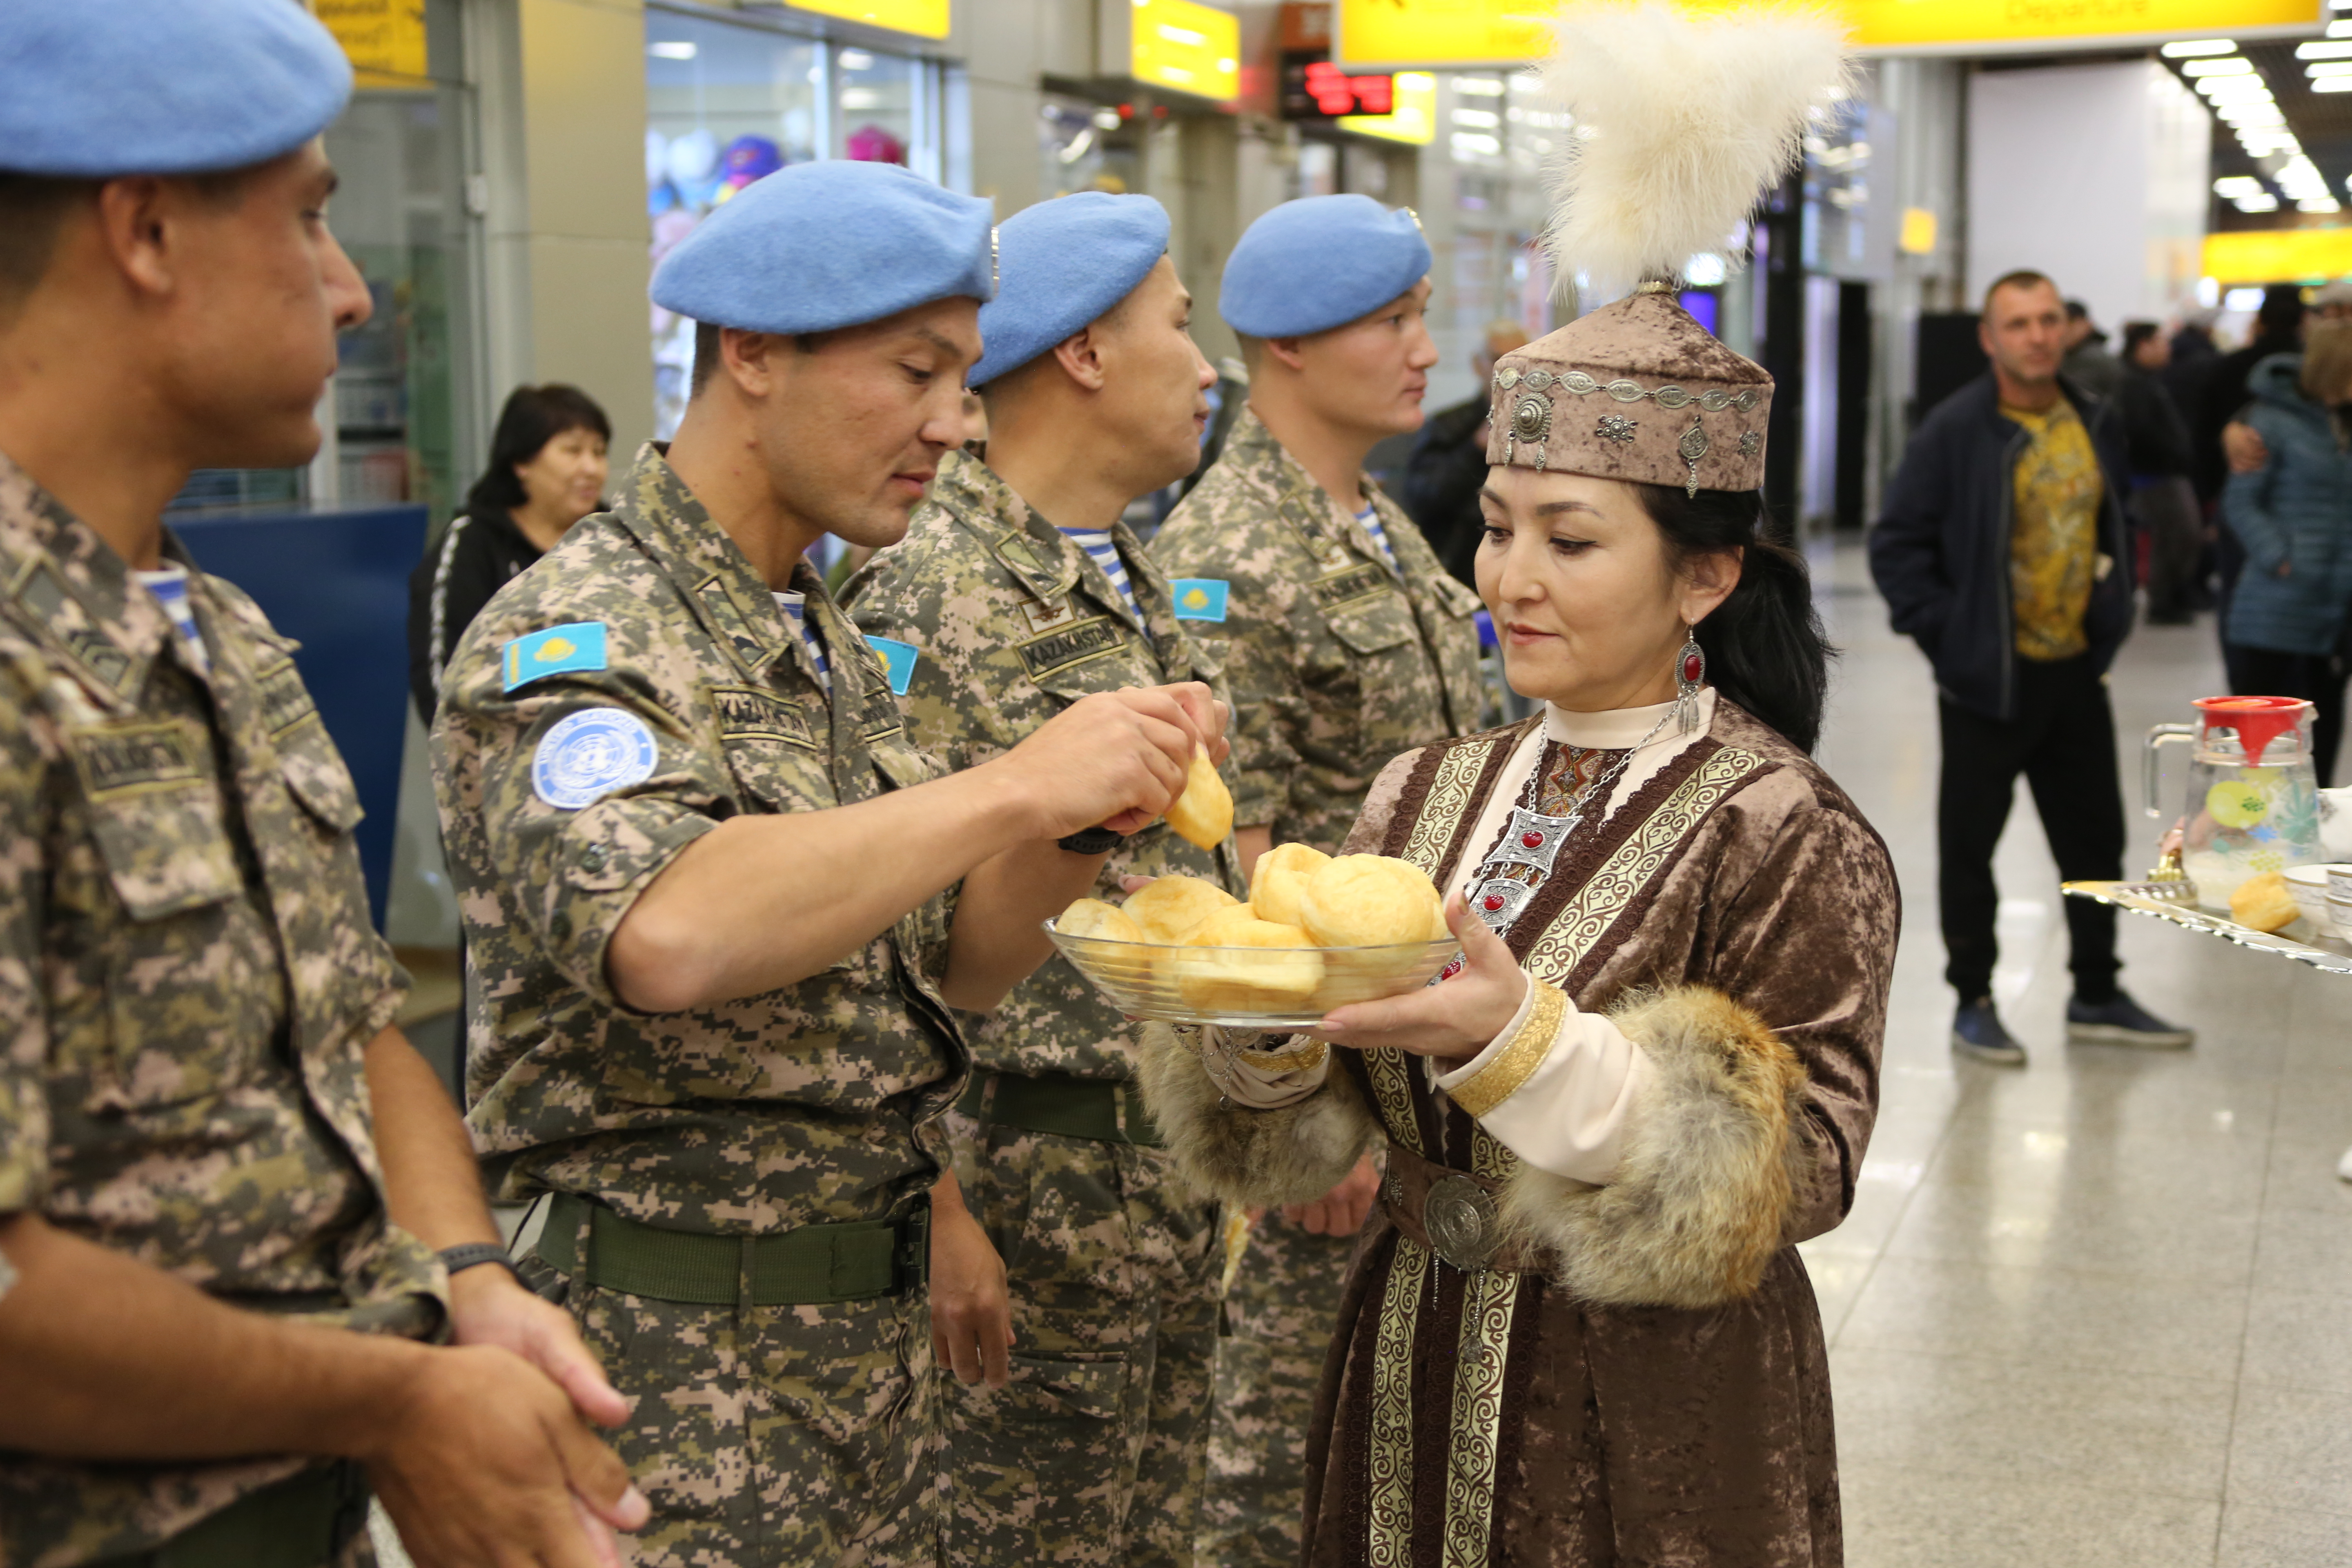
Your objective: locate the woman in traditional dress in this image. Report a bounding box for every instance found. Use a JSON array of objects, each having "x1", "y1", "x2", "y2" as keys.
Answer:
[{"x1": 1134, "y1": 9, "x2": 1893, "y2": 1563}]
